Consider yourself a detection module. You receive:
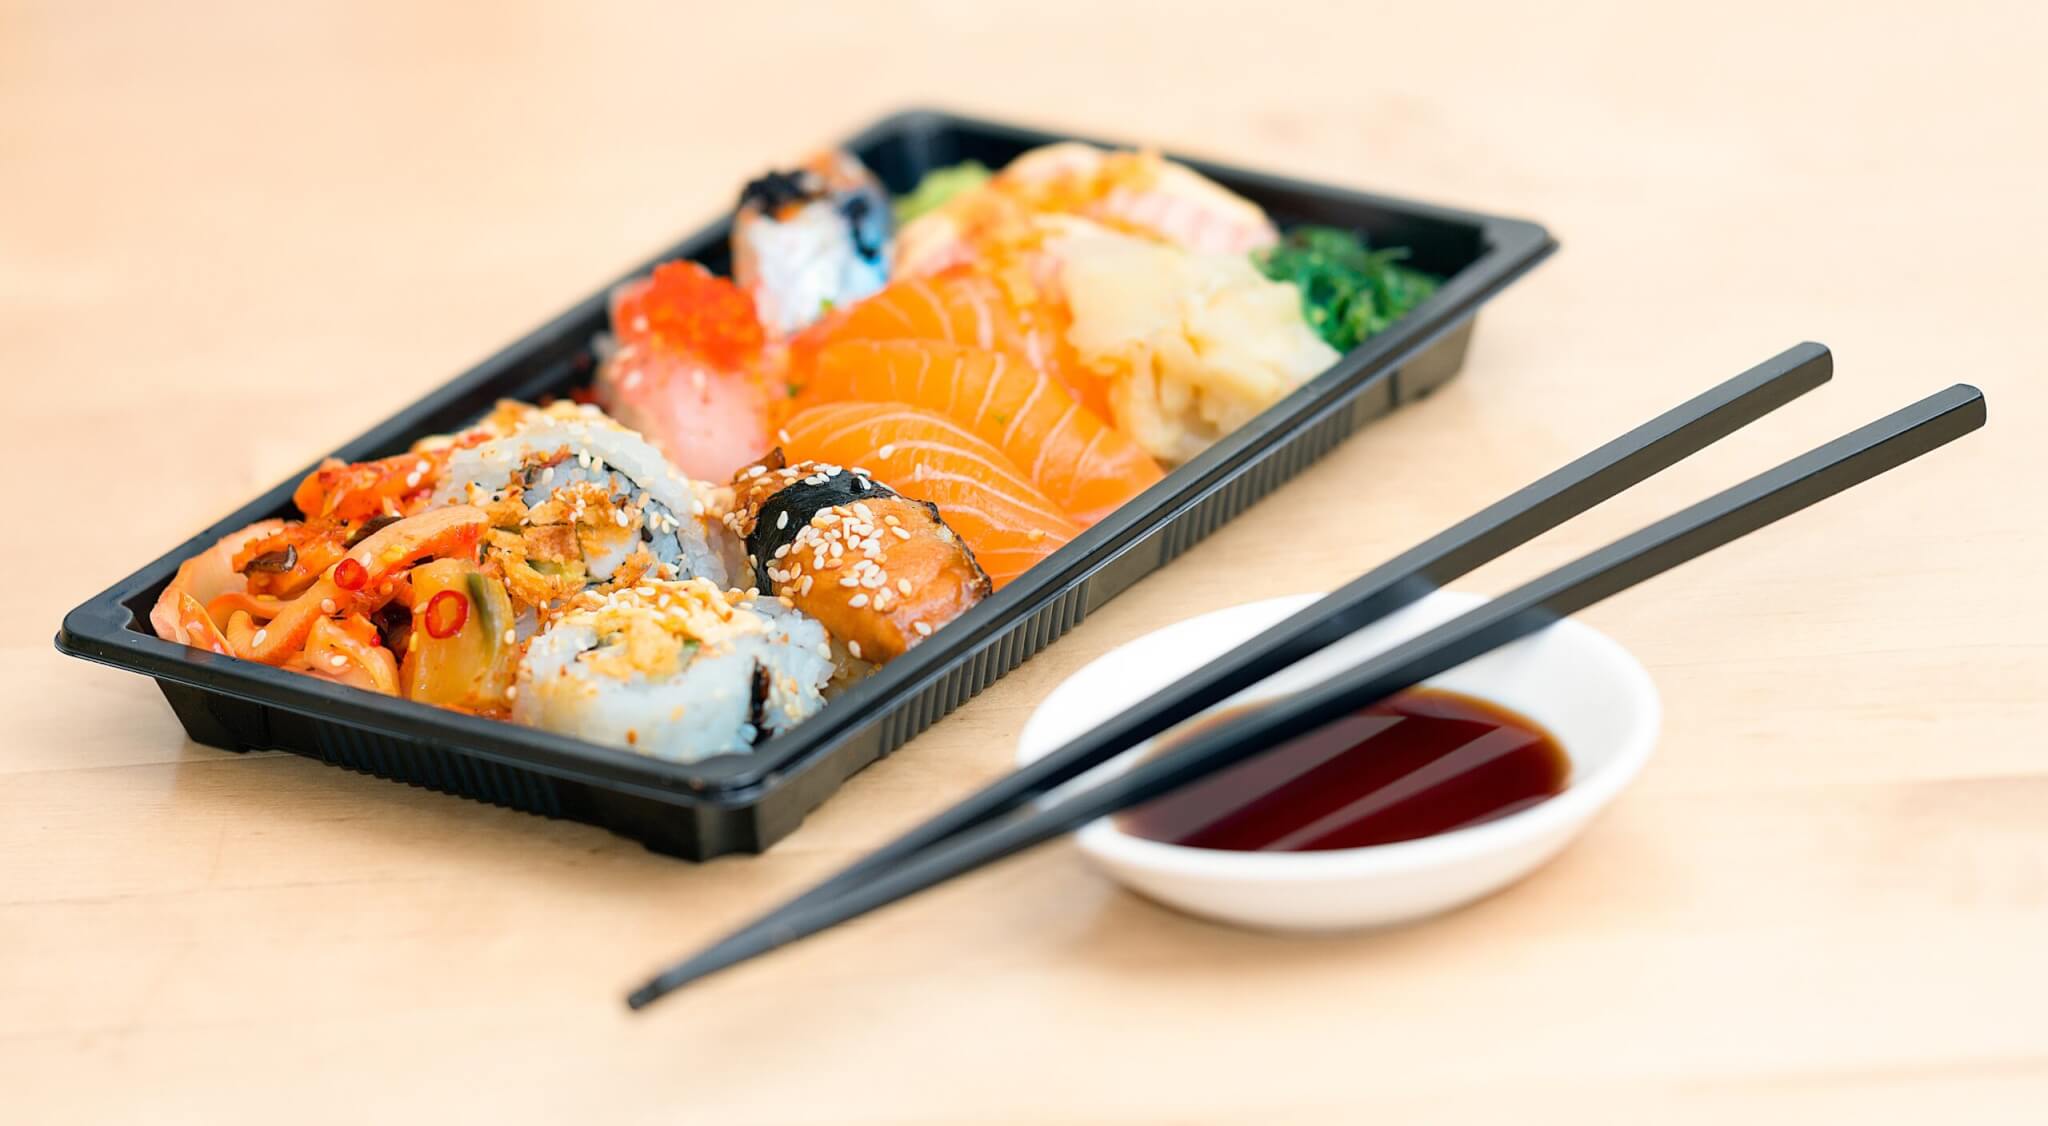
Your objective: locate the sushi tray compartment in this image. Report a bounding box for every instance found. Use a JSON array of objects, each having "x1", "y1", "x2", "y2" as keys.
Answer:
[{"x1": 56, "y1": 109, "x2": 1555, "y2": 860}]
